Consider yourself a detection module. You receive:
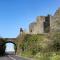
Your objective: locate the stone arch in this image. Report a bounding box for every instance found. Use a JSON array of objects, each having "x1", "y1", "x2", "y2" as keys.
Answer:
[{"x1": 3, "y1": 41, "x2": 17, "y2": 54}]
